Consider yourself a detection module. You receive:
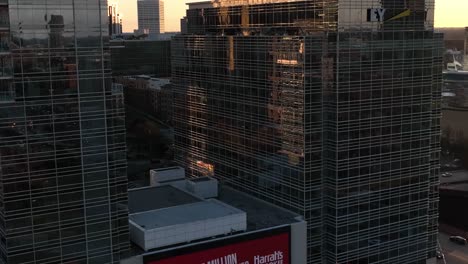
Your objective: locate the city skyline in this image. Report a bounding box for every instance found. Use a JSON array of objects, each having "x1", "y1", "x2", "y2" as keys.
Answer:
[
  {"x1": 120, "y1": 0, "x2": 468, "y2": 32},
  {"x1": 0, "y1": 0, "x2": 465, "y2": 263}
]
